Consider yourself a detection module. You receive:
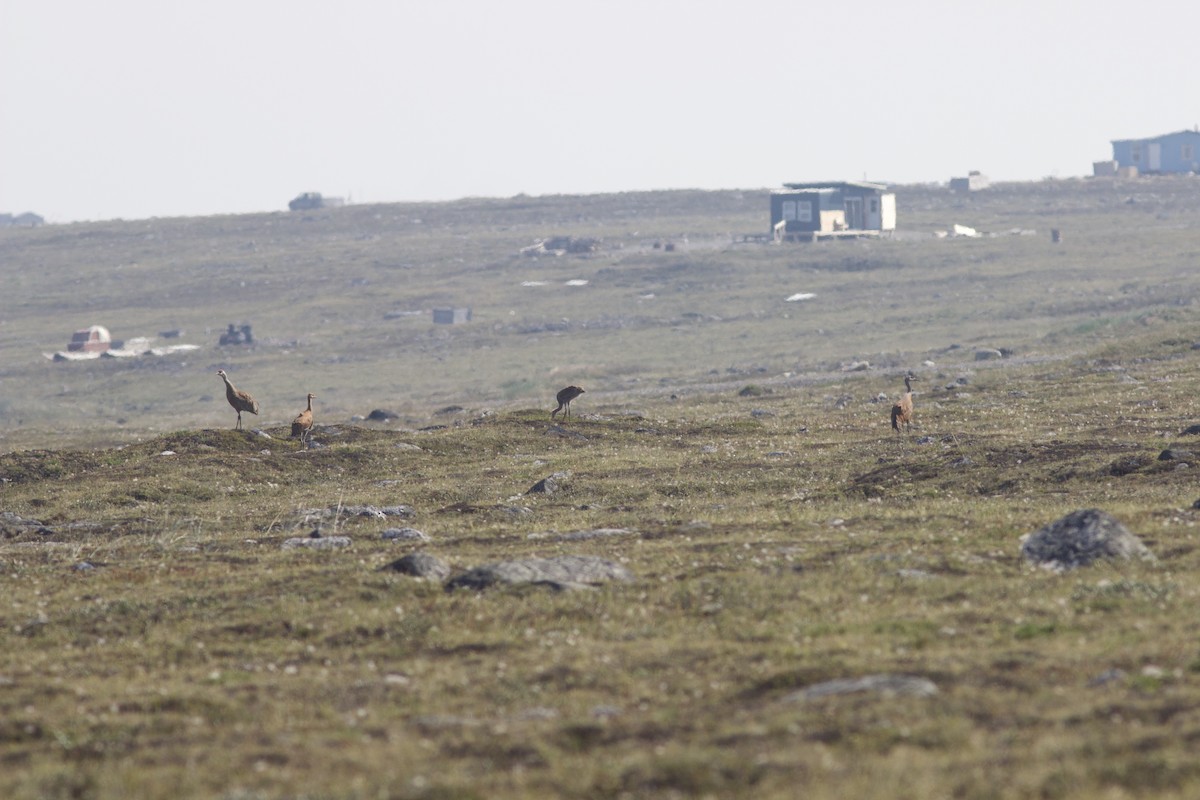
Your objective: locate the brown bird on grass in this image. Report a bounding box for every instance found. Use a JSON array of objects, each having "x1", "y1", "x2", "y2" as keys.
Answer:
[
  {"x1": 551, "y1": 385, "x2": 585, "y2": 420},
  {"x1": 216, "y1": 369, "x2": 259, "y2": 430},
  {"x1": 890, "y1": 374, "x2": 919, "y2": 432},
  {"x1": 291, "y1": 393, "x2": 316, "y2": 443}
]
